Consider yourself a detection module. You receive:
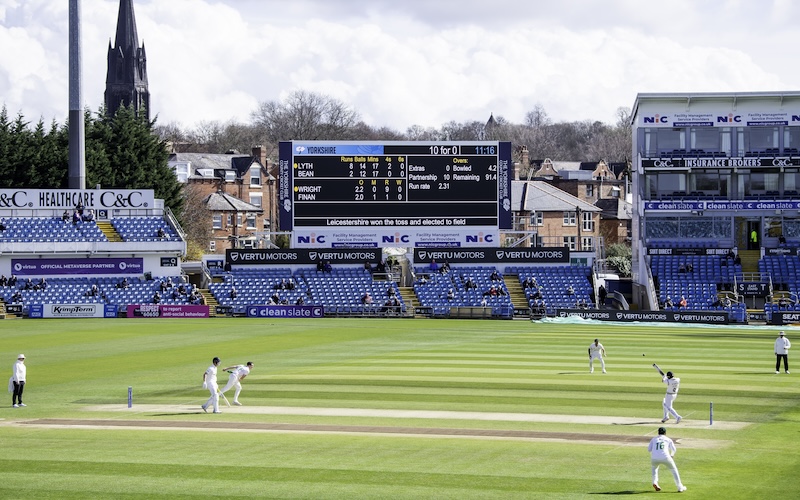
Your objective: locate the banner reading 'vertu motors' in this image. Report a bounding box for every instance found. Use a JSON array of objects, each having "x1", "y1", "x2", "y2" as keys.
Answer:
[
  {"x1": 226, "y1": 248, "x2": 382, "y2": 265},
  {"x1": 556, "y1": 309, "x2": 730, "y2": 324},
  {"x1": 413, "y1": 247, "x2": 570, "y2": 264}
]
